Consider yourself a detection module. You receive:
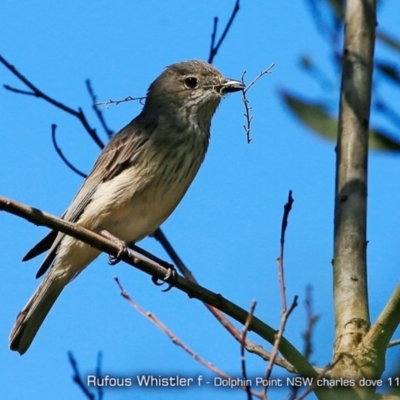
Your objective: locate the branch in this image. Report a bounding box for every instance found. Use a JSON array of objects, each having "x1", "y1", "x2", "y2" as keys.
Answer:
[
  {"x1": 0, "y1": 54, "x2": 104, "y2": 149},
  {"x1": 95, "y1": 95, "x2": 146, "y2": 108},
  {"x1": 68, "y1": 352, "x2": 96, "y2": 400},
  {"x1": 85, "y1": 80, "x2": 114, "y2": 138},
  {"x1": 302, "y1": 285, "x2": 320, "y2": 362},
  {"x1": 208, "y1": 0, "x2": 240, "y2": 64},
  {"x1": 241, "y1": 64, "x2": 275, "y2": 143},
  {"x1": 151, "y1": 228, "x2": 299, "y2": 374},
  {"x1": 51, "y1": 124, "x2": 87, "y2": 178},
  {"x1": 95, "y1": 352, "x2": 103, "y2": 400},
  {"x1": 114, "y1": 277, "x2": 263, "y2": 399},
  {"x1": 264, "y1": 296, "x2": 298, "y2": 399},
  {"x1": 240, "y1": 301, "x2": 257, "y2": 400},
  {"x1": 332, "y1": 0, "x2": 376, "y2": 382},
  {"x1": 278, "y1": 190, "x2": 294, "y2": 312},
  {"x1": 358, "y1": 283, "x2": 400, "y2": 376},
  {"x1": 0, "y1": 195, "x2": 322, "y2": 385},
  {"x1": 263, "y1": 191, "x2": 297, "y2": 399},
  {"x1": 290, "y1": 287, "x2": 320, "y2": 400}
]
